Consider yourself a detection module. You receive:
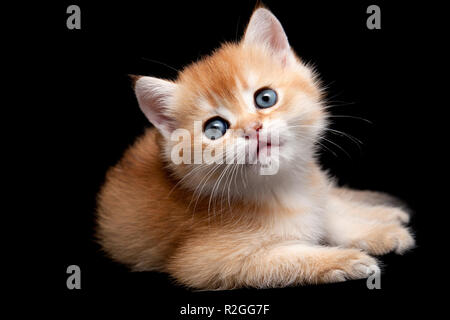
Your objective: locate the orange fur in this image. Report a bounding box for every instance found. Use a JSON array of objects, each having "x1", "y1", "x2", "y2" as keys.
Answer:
[{"x1": 96, "y1": 7, "x2": 414, "y2": 290}]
